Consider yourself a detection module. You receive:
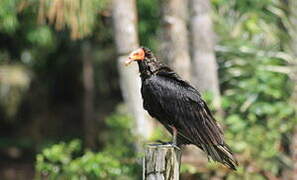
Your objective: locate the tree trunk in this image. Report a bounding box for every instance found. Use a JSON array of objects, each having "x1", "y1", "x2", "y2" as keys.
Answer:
[
  {"x1": 160, "y1": 0, "x2": 191, "y2": 81},
  {"x1": 82, "y1": 41, "x2": 96, "y2": 148},
  {"x1": 286, "y1": 0, "x2": 297, "y2": 179},
  {"x1": 189, "y1": 0, "x2": 221, "y2": 109},
  {"x1": 112, "y1": 0, "x2": 153, "y2": 139},
  {"x1": 288, "y1": 0, "x2": 297, "y2": 58},
  {"x1": 143, "y1": 144, "x2": 181, "y2": 180}
]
